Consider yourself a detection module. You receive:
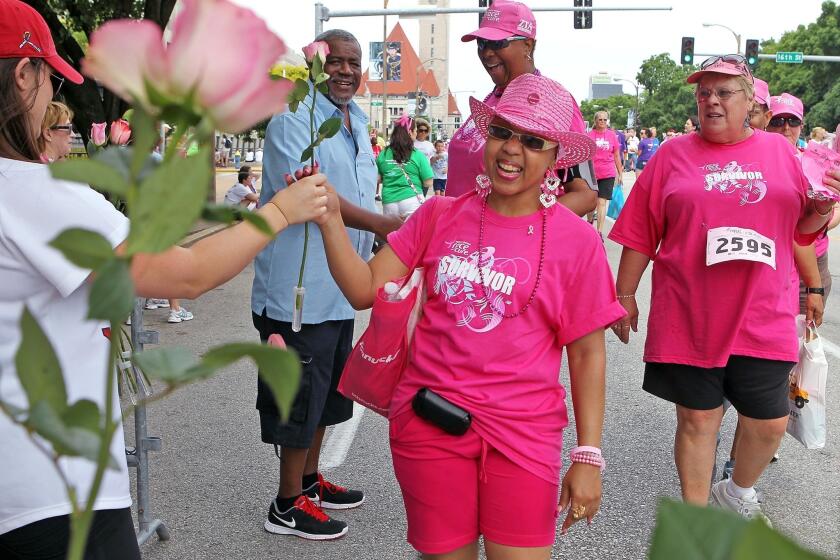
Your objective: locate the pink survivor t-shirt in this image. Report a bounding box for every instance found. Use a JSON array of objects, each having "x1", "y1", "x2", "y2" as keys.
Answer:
[
  {"x1": 387, "y1": 195, "x2": 626, "y2": 483},
  {"x1": 609, "y1": 130, "x2": 816, "y2": 368},
  {"x1": 588, "y1": 128, "x2": 620, "y2": 180}
]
